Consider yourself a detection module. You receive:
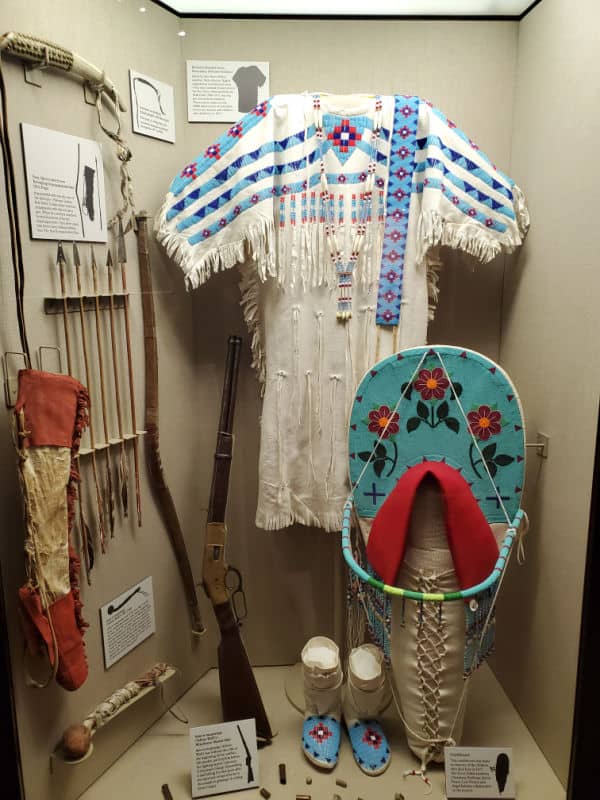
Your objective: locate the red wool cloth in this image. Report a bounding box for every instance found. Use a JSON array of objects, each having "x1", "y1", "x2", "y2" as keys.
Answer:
[
  {"x1": 366, "y1": 461, "x2": 499, "y2": 590},
  {"x1": 15, "y1": 369, "x2": 86, "y2": 448},
  {"x1": 15, "y1": 369, "x2": 90, "y2": 691}
]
